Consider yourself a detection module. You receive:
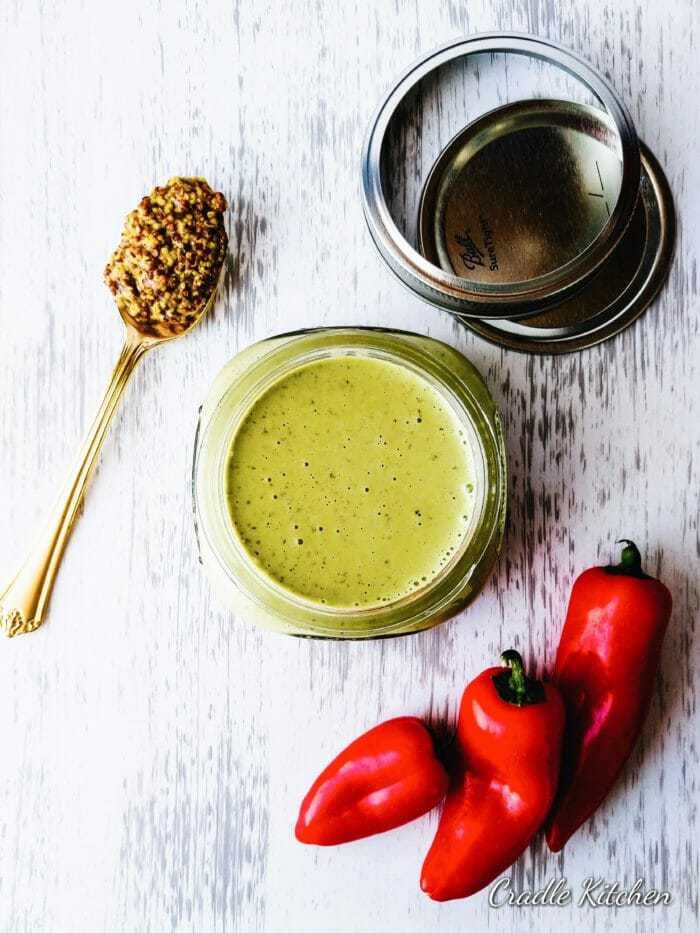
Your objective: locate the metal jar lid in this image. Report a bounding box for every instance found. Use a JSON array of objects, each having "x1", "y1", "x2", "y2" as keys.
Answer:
[
  {"x1": 361, "y1": 33, "x2": 645, "y2": 324},
  {"x1": 420, "y1": 100, "x2": 674, "y2": 352}
]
